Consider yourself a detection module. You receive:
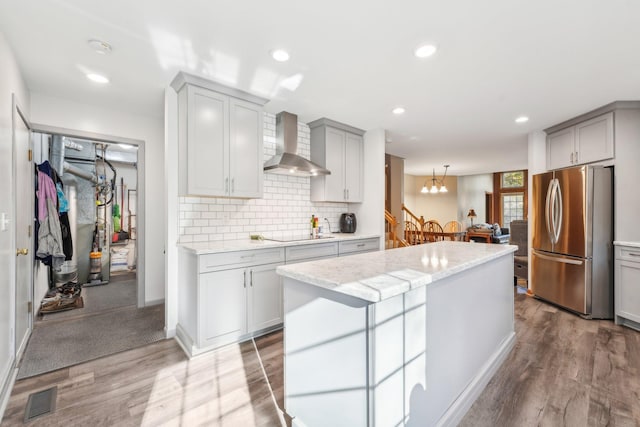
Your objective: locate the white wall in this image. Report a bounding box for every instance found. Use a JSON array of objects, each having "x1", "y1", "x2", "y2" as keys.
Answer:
[
  {"x1": 0, "y1": 30, "x2": 30, "y2": 417},
  {"x1": 351, "y1": 128, "x2": 386, "y2": 245},
  {"x1": 29, "y1": 93, "x2": 165, "y2": 303},
  {"x1": 403, "y1": 174, "x2": 416, "y2": 214},
  {"x1": 404, "y1": 175, "x2": 458, "y2": 225},
  {"x1": 456, "y1": 174, "x2": 493, "y2": 227},
  {"x1": 527, "y1": 130, "x2": 547, "y2": 289}
]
